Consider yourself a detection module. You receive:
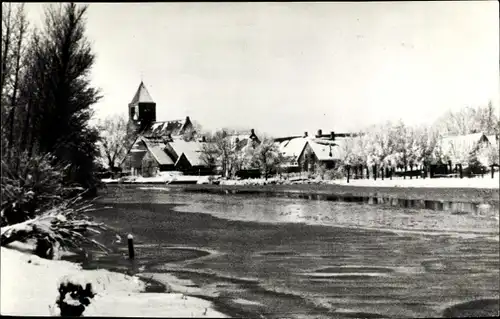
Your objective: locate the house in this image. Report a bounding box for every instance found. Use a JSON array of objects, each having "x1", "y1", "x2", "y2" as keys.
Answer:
[
  {"x1": 121, "y1": 136, "x2": 175, "y2": 177},
  {"x1": 438, "y1": 132, "x2": 490, "y2": 165},
  {"x1": 278, "y1": 136, "x2": 309, "y2": 172},
  {"x1": 229, "y1": 129, "x2": 260, "y2": 152},
  {"x1": 276, "y1": 129, "x2": 354, "y2": 173},
  {"x1": 165, "y1": 138, "x2": 213, "y2": 175}
]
